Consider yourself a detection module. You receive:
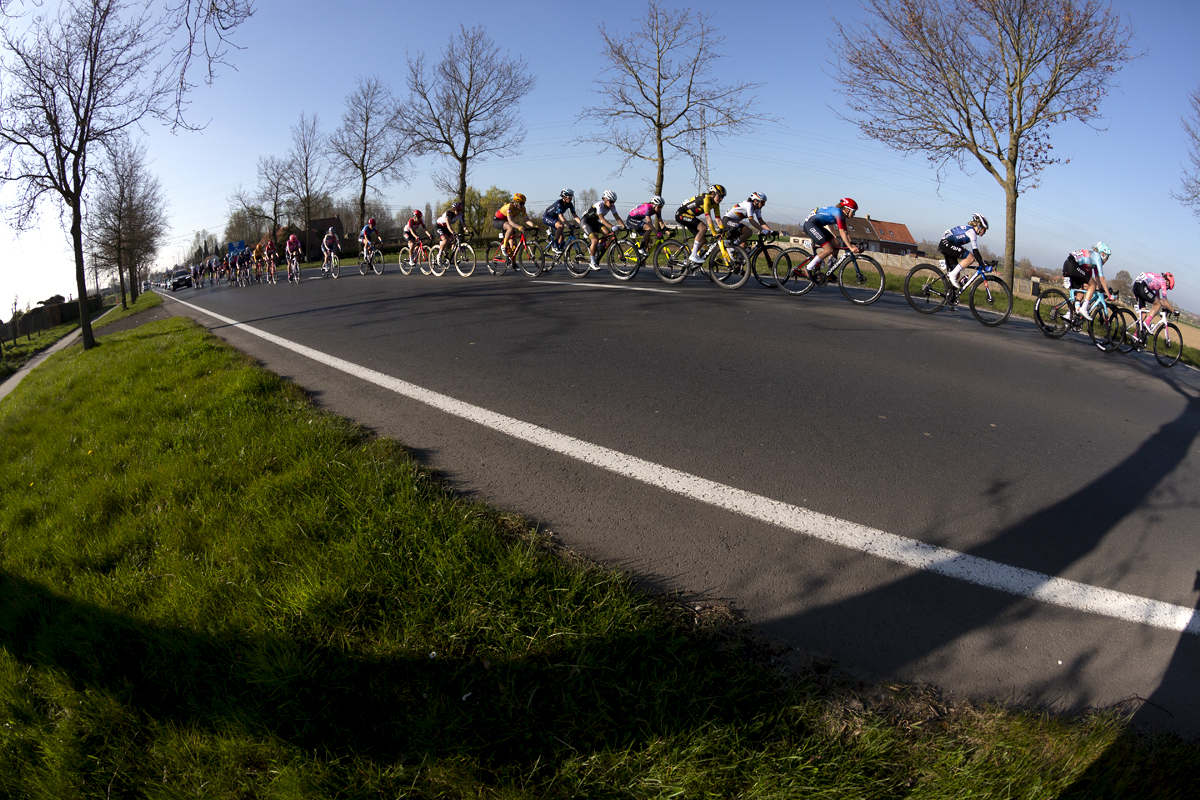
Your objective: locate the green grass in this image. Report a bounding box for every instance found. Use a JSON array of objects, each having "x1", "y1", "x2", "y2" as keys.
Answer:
[
  {"x1": 0, "y1": 320, "x2": 81, "y2": 379},
  {"x1": 1, "y1": 318, "x2": 1198, "y2": 798},
  {"x1": 93, "y1": 290, "x2": 161, "y2": 330}
]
